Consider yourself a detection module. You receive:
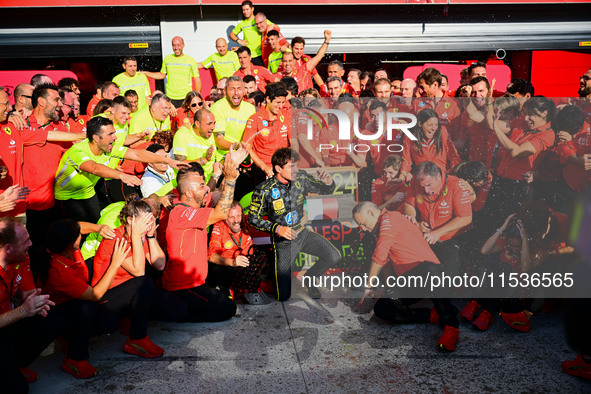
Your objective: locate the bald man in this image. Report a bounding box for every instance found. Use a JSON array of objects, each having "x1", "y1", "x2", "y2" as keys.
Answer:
[
  {"x1": 197, "y1": 38, "x2": 240, "y2": 81},
  {"x1": 13, "y1": 83, "x2": 34, "y2": 112},
  {"x1": 400, "y1": 79, "x2": 416, "y2": 98},
  {"x1": 141, "y1": 36, "x2": 202, "y2": 107}
]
